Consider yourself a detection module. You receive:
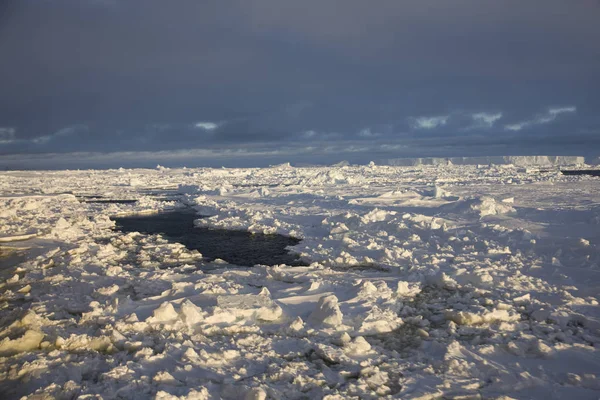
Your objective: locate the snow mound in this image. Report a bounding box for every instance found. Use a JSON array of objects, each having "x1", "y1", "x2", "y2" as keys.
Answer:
[
  {"x1": 442, "y1": 196, "x2": 515, "y2": 217},
  {"x1": 308, "y1": 295, "x2": 343, "y2": 327},
  {"x1": 301, "y1": 169, "x2": 355, "y2": 185},
  {"x1": 216, "y1": 294, "x2": 283, "y2": 322},
  {"x1": 147, "y1": 302, "x2": 180, "y2": 324}
]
